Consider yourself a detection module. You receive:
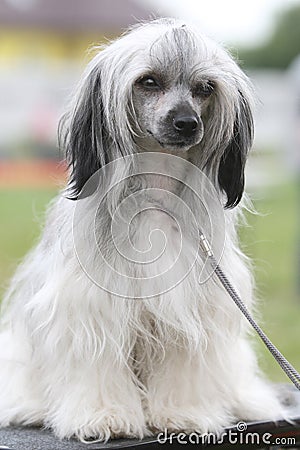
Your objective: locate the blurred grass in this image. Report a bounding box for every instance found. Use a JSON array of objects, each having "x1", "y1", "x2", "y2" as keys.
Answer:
[
  {"x1": 0, "y1": 183, "x2": 299, "y2": 381},
  {"x1": 0, "y1": 188, "x2": 58, "y2": 298},
  {"x1": 240, "y1": 180, "x2": 300, "y2": 382}
]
